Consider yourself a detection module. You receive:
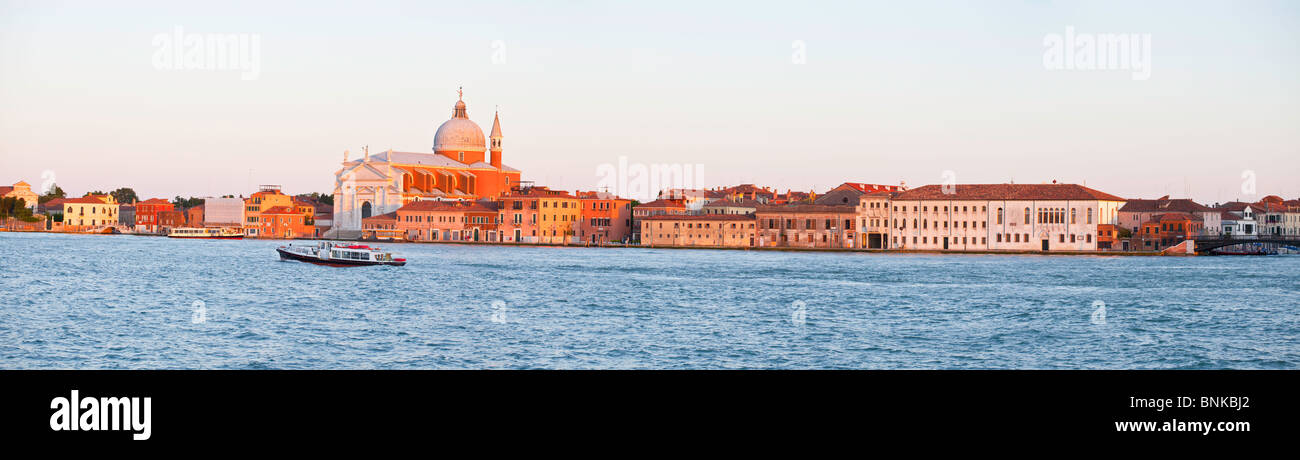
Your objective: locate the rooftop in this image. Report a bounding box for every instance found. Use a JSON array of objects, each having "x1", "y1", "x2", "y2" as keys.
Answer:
[{"x1": 894, "y1": 183, "x2": 1125, "y2": 201}]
